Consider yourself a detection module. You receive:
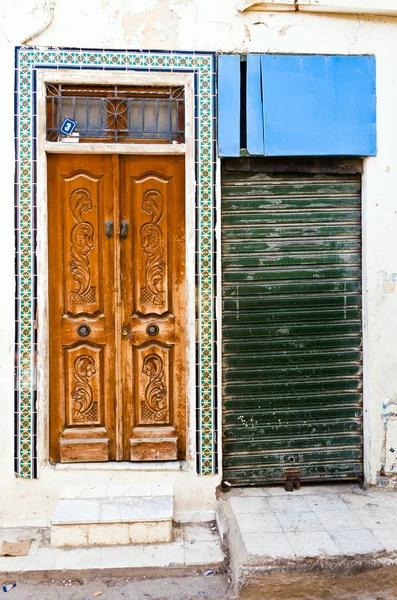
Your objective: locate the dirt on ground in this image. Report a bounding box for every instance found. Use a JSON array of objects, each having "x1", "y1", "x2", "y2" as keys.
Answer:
[
  {"x1": 3, "y1": 565, "x2": 397, "y2": 599},
  {"x1": 239, "y1": 565, "x2": 397, "y2": 600},
  {"x1": 0, "y1": 573, "x2": 230, "y2": 600}
]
